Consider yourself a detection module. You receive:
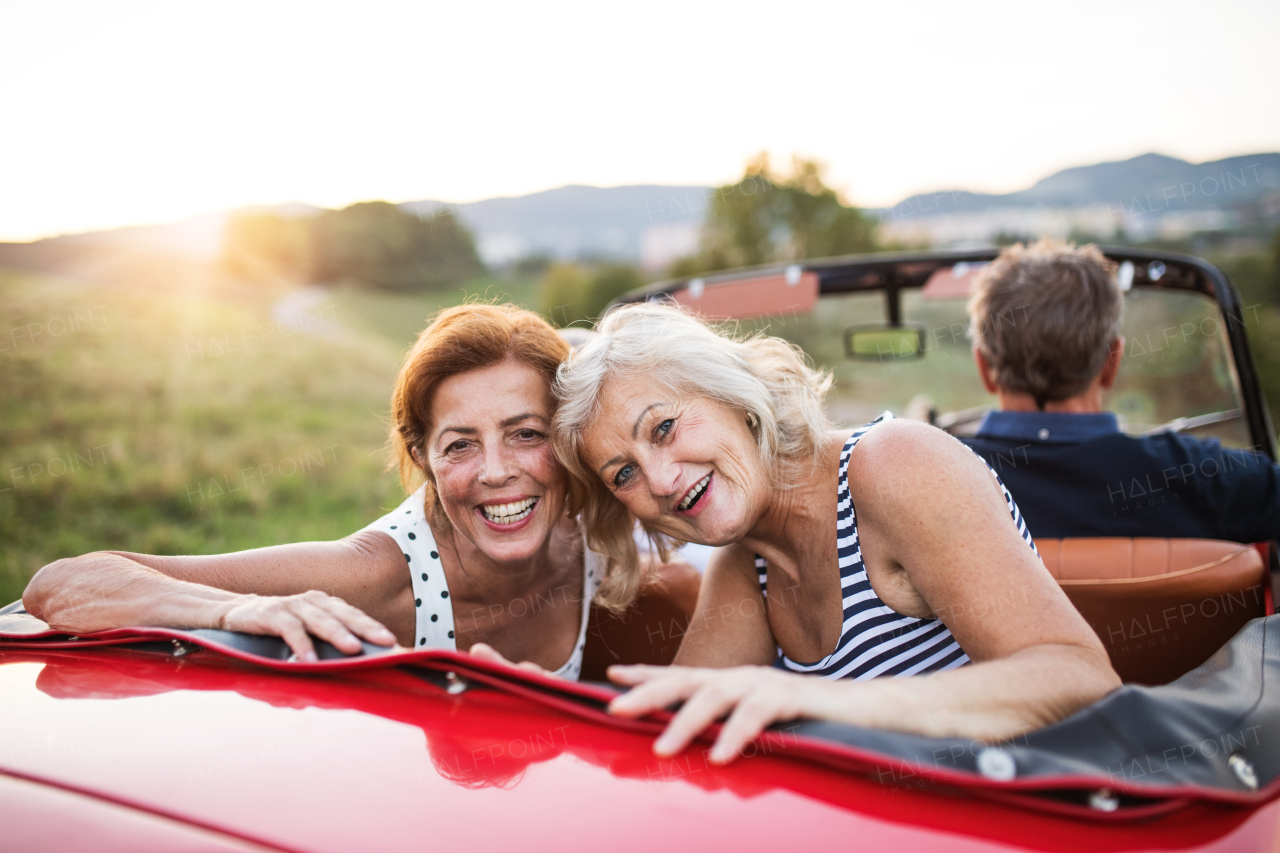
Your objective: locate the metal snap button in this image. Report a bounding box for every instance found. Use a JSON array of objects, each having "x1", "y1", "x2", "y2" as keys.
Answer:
[
  {"x1": 1229, "y1": 754, "x2": 1258, "y2": 790},
  {"x1": 976, "y1": 747, "x2": 1016, "y2": 781},
  {"x1": 1088, "y1": 788, "x2": 1119, "y2": 811}
]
